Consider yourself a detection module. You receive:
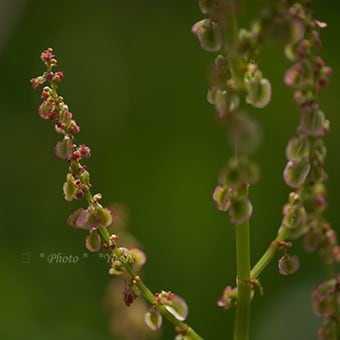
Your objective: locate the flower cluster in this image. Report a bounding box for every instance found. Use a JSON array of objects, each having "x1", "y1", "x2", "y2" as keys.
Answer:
[
  {"x1": 192, "y1": 1, "x2": 271, "y2": 227},
  {"x1": 31, "y1": 48, "x2": 114, "y2": 252},
  {"x1": 279, "y1": 1, "x2": 340, "y2": 335},
  {"x1": 145, "y1": 291, "x2": 189, "y2": 332},
  {"x1": 31, "y1": 49, "x2": 198, "y2": 339}
]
